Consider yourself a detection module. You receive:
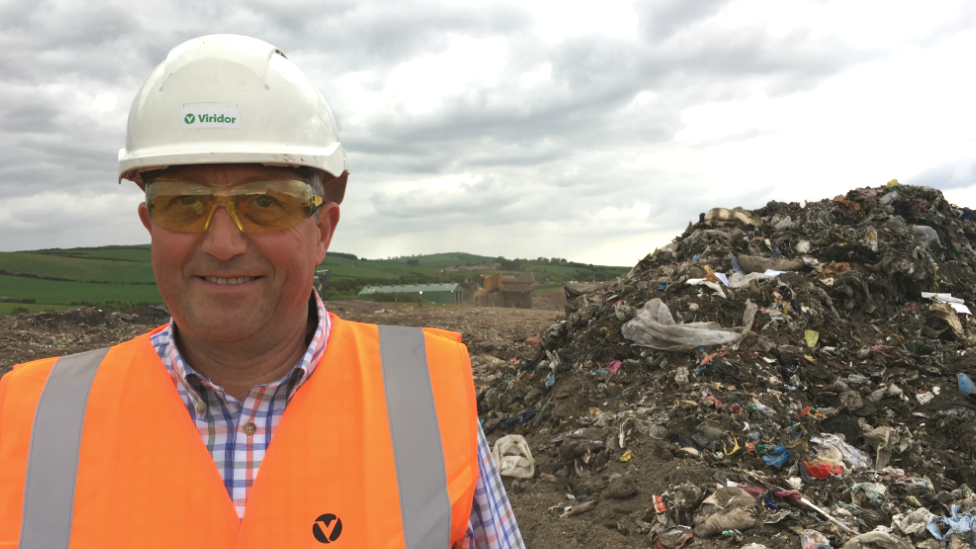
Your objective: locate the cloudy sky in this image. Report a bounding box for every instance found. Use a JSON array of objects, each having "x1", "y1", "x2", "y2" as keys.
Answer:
[{"x1": 1, "y1": 0, "x2": 975, "y2": 266}]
